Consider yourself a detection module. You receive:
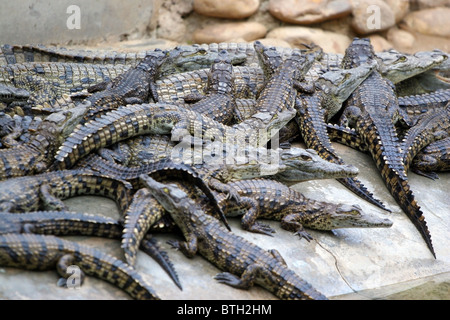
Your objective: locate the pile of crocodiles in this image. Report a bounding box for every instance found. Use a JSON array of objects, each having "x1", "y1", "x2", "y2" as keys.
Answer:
[{"x1": 0, "y1": 38, "x2": 449, "y2": 300}]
